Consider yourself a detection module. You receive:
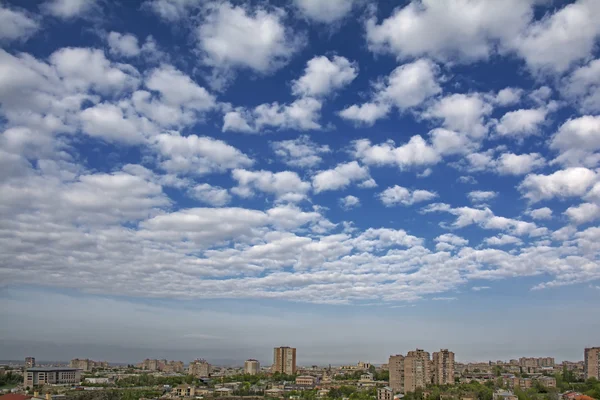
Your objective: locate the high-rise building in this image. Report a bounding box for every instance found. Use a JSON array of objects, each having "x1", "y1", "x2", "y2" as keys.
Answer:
[
  {"x1": 432, "y1": 349, "x2": 455, "y2": 385},
  {"x1": 584, "y1": 347, "x2": 600, "y2": 380},
  {"x1": 244, "y1": 359, "x2": 260, "y2": 375},
  {"x1": 388, "y1": 354, "x2": 405, "y2": 393},
  {"x1": 404, "y1": 349, "x2": 431, "y2": 393},
  {"x1": 273, "y1": 346, "x2": 296, "y2": 375},
  {"x1": 25, "y1": 357, "x2": 36, "y2": 369},
  {"x1": 189, "y1": 359, "x2": 210, "y2": 378}
]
